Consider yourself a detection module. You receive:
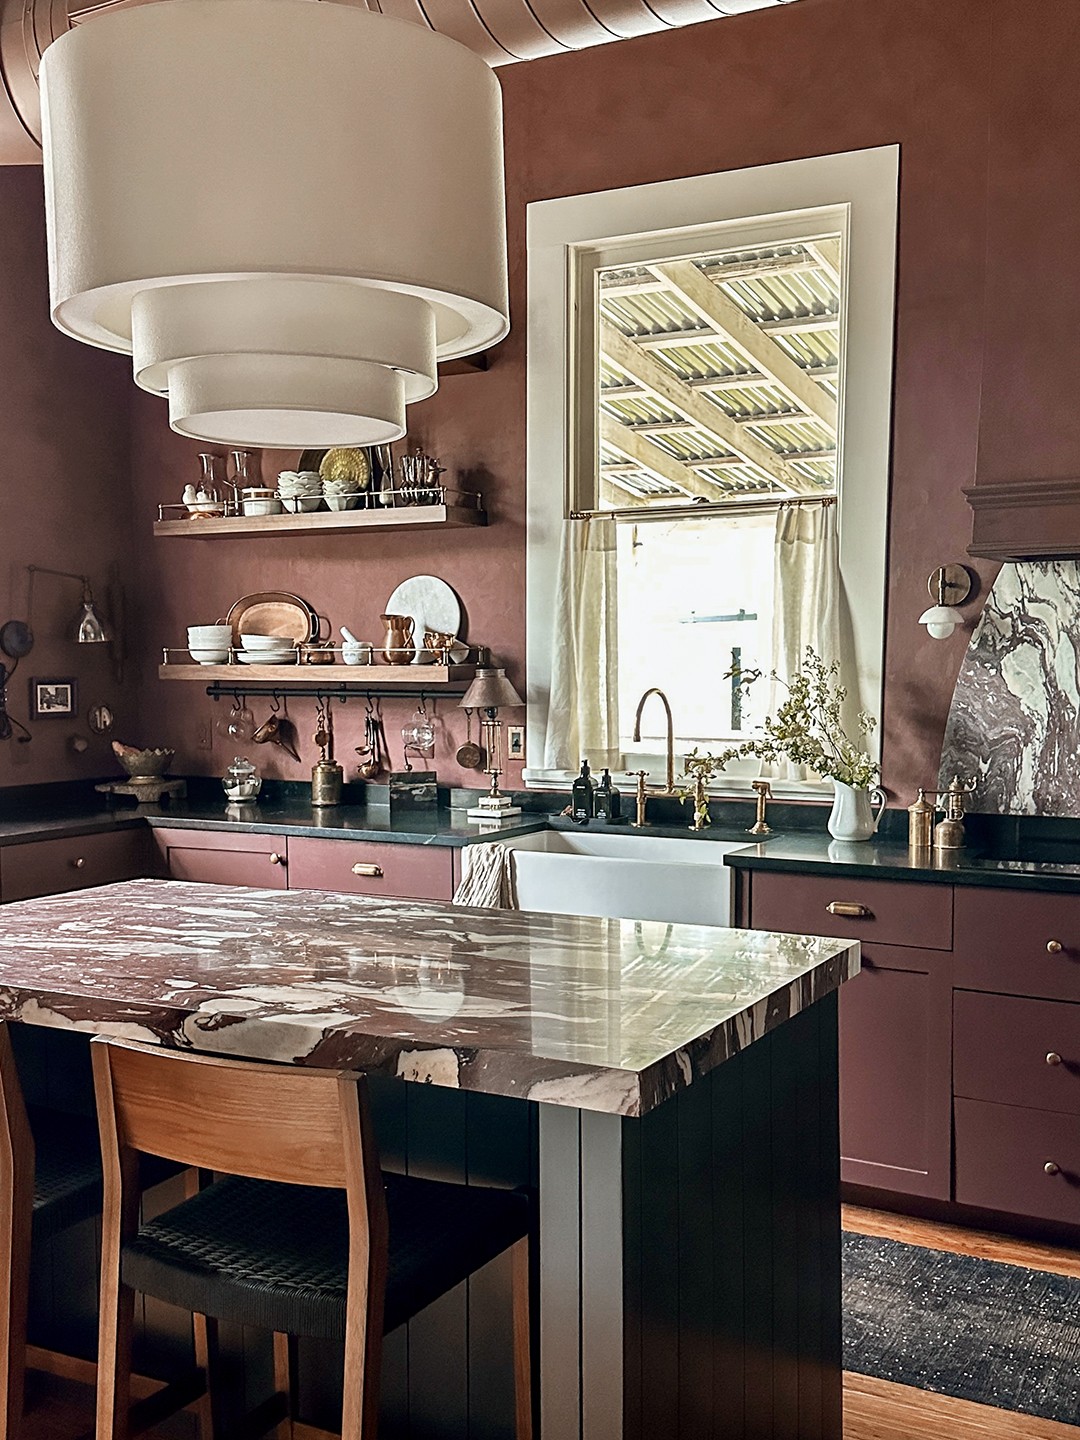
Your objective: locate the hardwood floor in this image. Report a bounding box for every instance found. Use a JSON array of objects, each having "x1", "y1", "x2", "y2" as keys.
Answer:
[{"x1": 842, "y1": 1205, "x2": 1080, "y2": 1440}]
